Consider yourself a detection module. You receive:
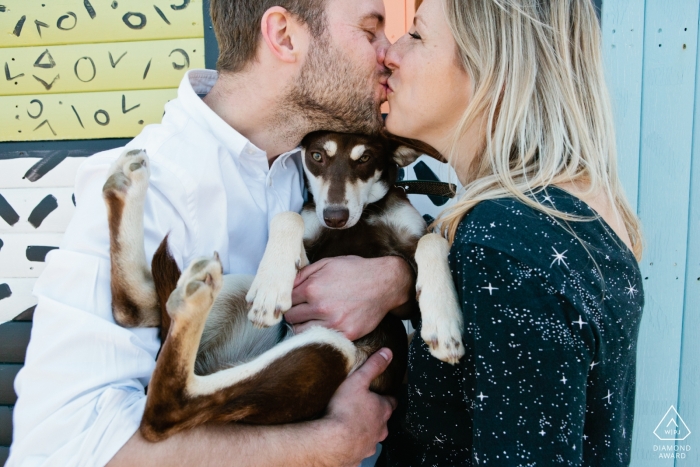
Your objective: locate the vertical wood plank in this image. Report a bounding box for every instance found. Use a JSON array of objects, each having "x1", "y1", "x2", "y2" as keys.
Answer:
[
  {"x1": 632, "y1": 1, "x2": 699, "y2": 465},
  {"x1": 601, "y1": 0, "x2": 645, "y2": 211},
  {"x1": 383, "y1": 0, "x2": 406, "y2": 43},
  {"x1": 677, "y1": 18, "x2": 700, "y2": 464}
]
